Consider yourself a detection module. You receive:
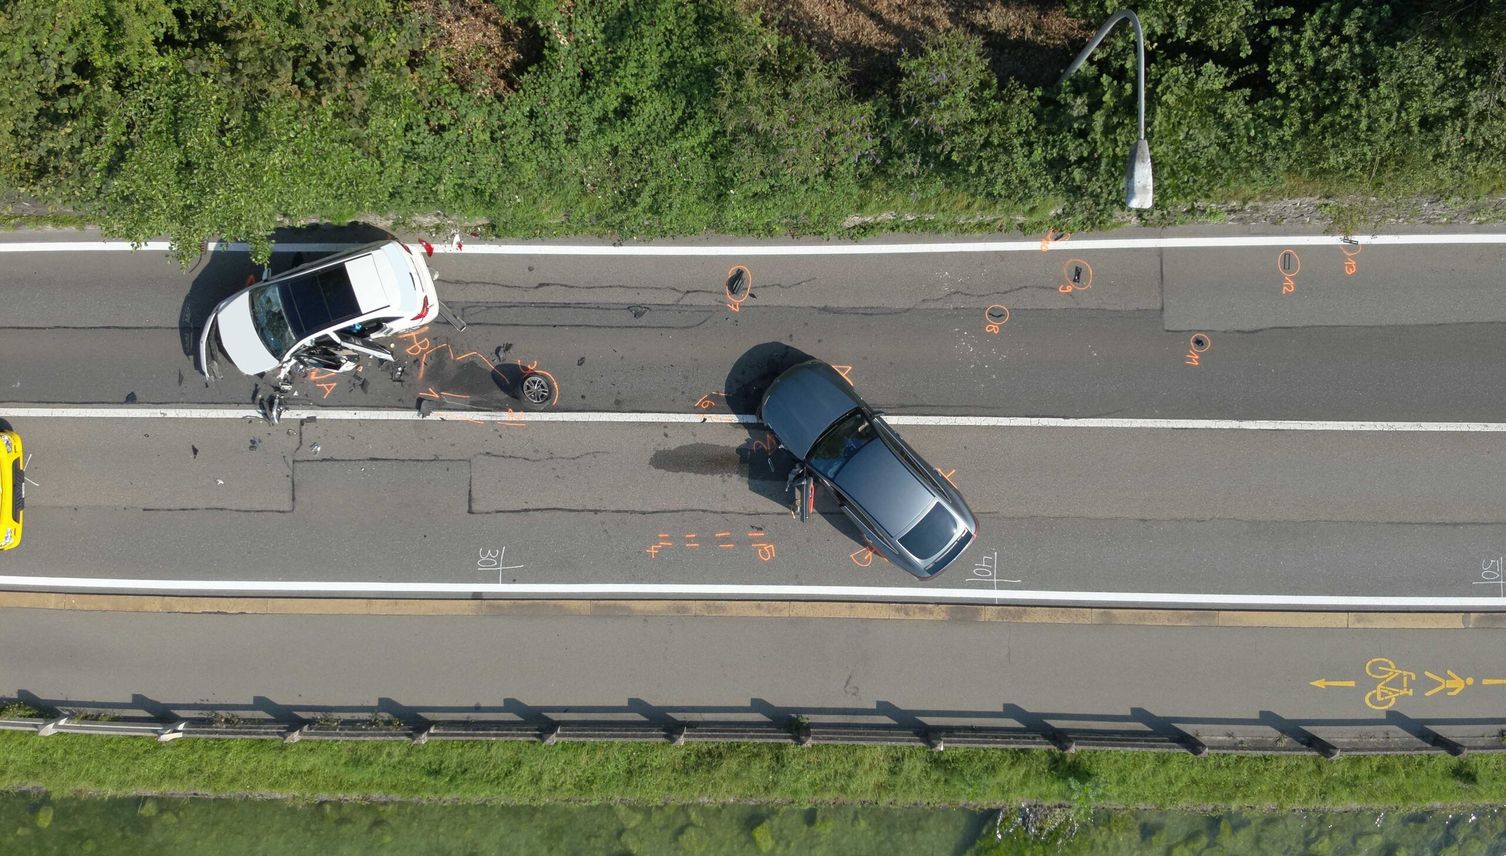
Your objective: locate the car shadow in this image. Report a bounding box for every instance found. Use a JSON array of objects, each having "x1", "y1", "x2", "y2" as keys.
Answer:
[{"x1": 177, "y1": 222, "x2": 395, "y2": 368}]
